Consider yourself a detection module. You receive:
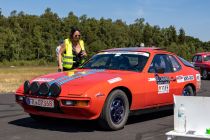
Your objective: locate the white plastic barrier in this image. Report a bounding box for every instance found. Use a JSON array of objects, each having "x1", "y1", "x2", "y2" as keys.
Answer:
[{"x1": 166, "y1": 95, "x2": 210, "y2": 140}]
